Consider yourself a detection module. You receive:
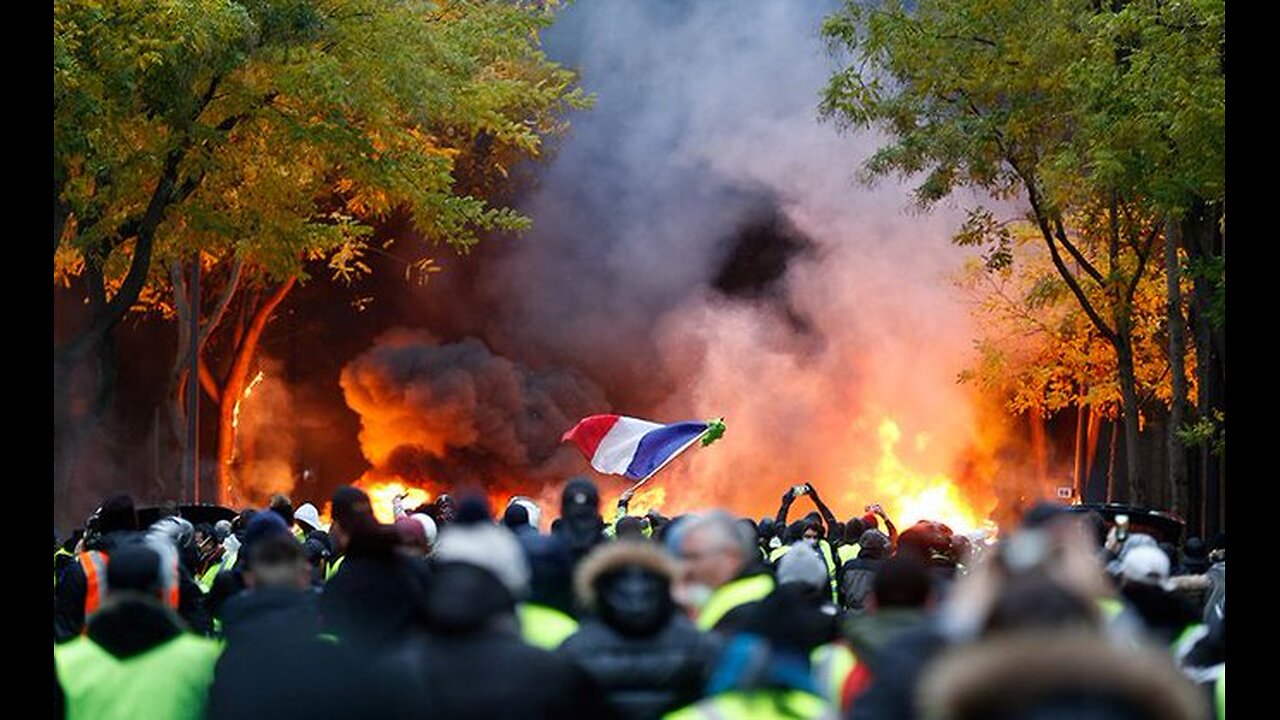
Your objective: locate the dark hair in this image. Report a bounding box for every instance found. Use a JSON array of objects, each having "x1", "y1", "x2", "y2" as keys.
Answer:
[
  {"x1": 247, "y1": 534, "x2": 306, "y2": 571},
  {"x1": 234, "y1": 508, "x2": 258, "y2": 532},
  {"x1": 845, "y1": 518, "x2": 865, "y2": 543},
  {"x1": 1182, "y1": 536, "x2": 1207, "y2": 564},
  {"x1": 983, "y1": 572, "x2": 1096, "y2": 637},
  {"x1": 784, "y1": 521, "x2": 805, "y2": 543},
  {"x1": 502, "y1": 503, "x2": 530, "y2": 529},
  {"x1": 758, "y1": 517, "x2": 776, "y2": 540},
  {"x1": 617, "y1": 515, "x2": 647, "y2": 540},
  {"x1": 269, "y1": 494, "x2": 295, "y2": 526},
  {"x1": 95, "y1": 494, "x2": 138, "y2": 535},
  {"x1": 873, "y1": 554, "x2": 934, "y2": 609}
]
